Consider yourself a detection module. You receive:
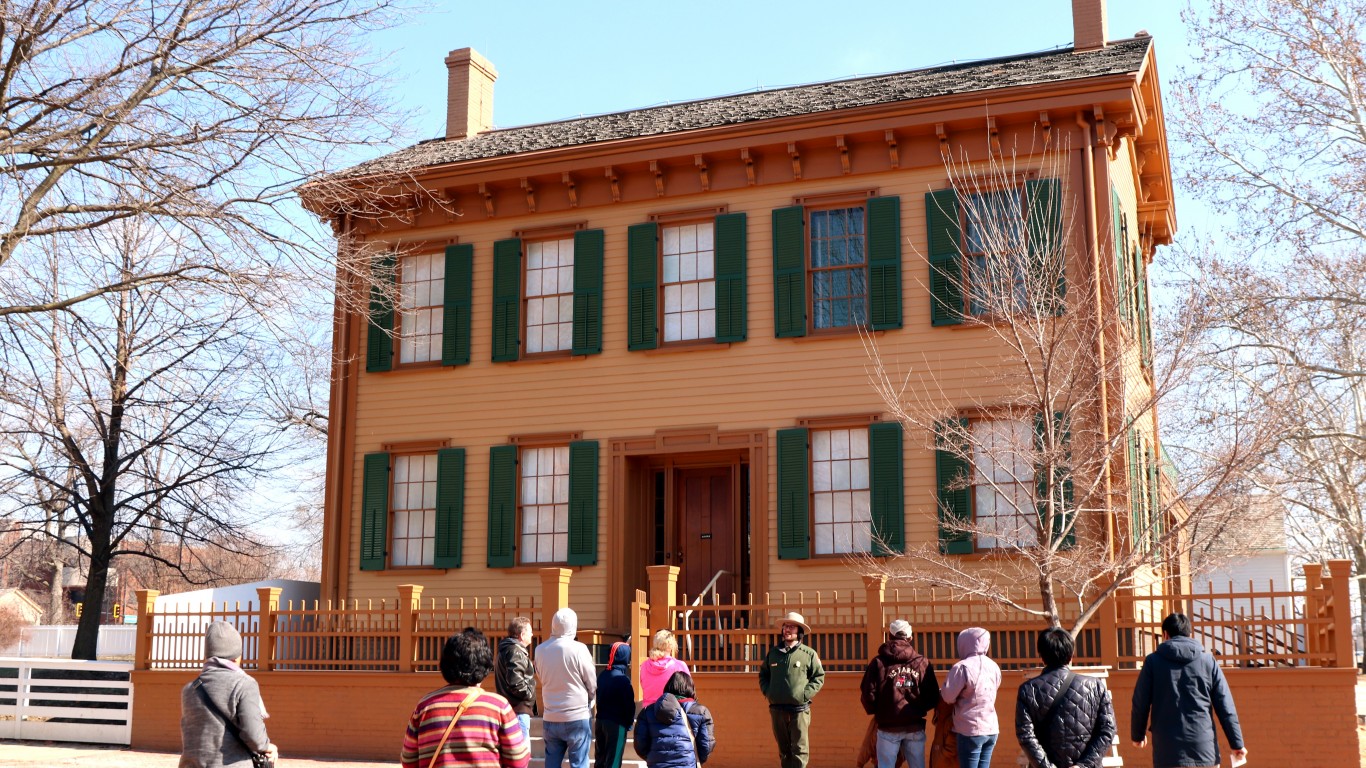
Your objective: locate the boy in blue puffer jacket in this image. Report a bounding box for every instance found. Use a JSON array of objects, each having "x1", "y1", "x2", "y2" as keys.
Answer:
[
  {"x1": 633, "y1": 671, "x2": 715, "y2": 767},
  {"x1": 595, "y1": 641, "x2": 636, "y2": 768}
]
